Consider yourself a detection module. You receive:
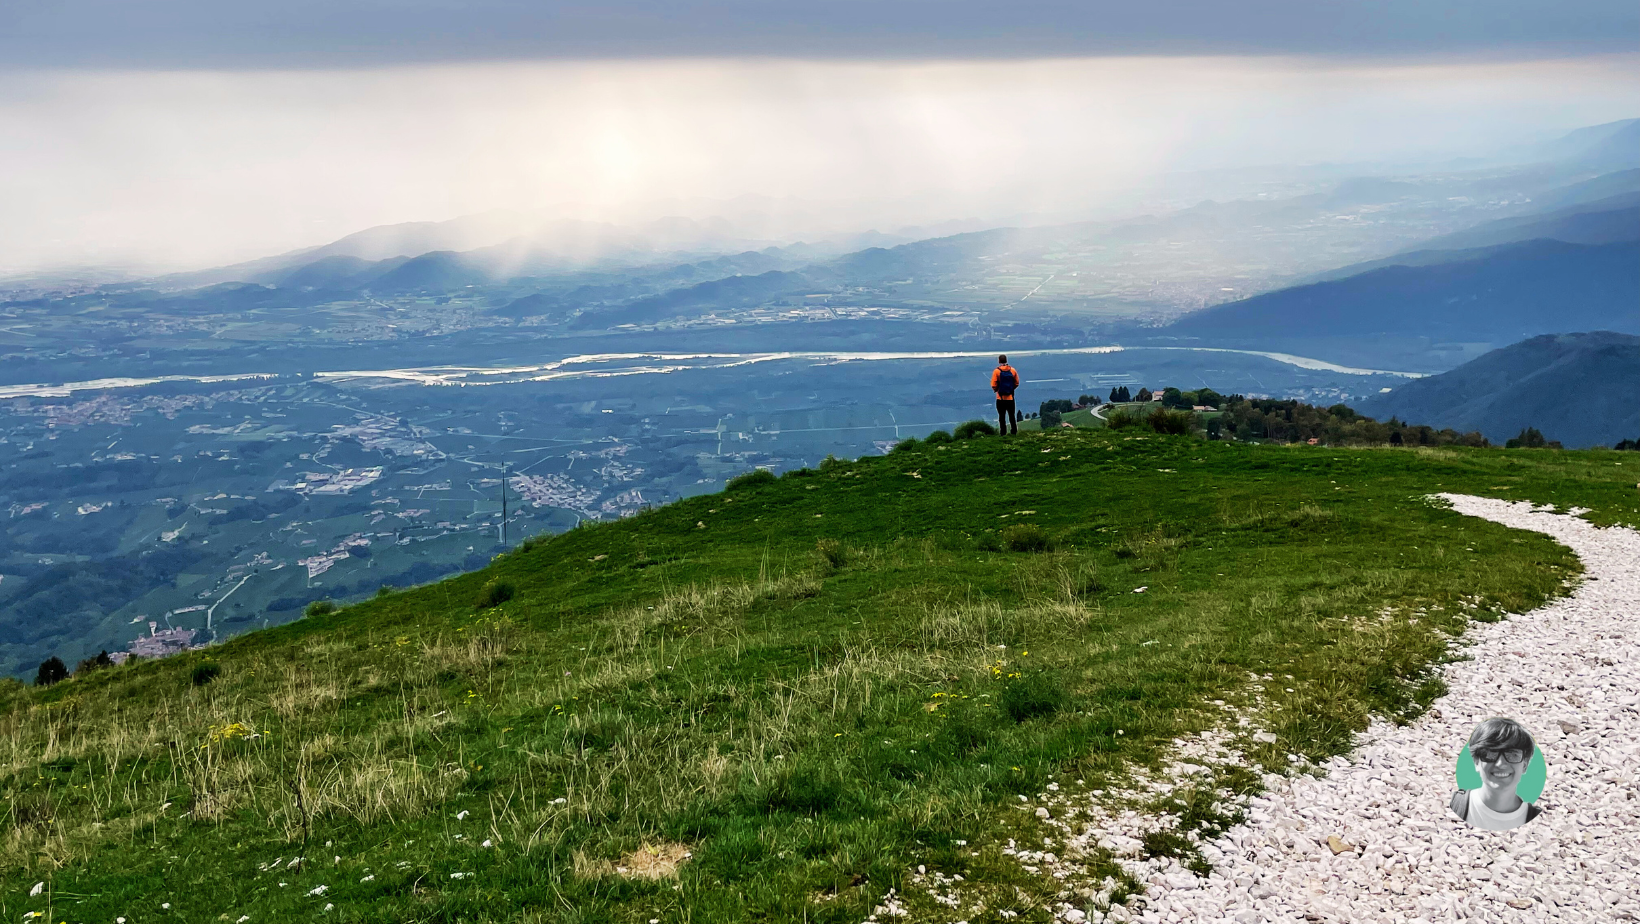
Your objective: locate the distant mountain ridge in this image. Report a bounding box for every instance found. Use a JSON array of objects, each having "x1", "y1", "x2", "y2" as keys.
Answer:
[
  {"x1": 1301, "y1": 180, "x2": 1640, "y2": 283},
  {"x1": 1166, "y1": 239, "x2": 1640, "y2": 345},
  {"x1": 1408, "y1": 192, "x2": 1639, "y2": 252},
  {"x1": 1356, "y1": 332, "x2": 1640, "y2": 448},
  {"x1": 1531, "y1": 119, "x2": 1640, "y2": 171}
]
